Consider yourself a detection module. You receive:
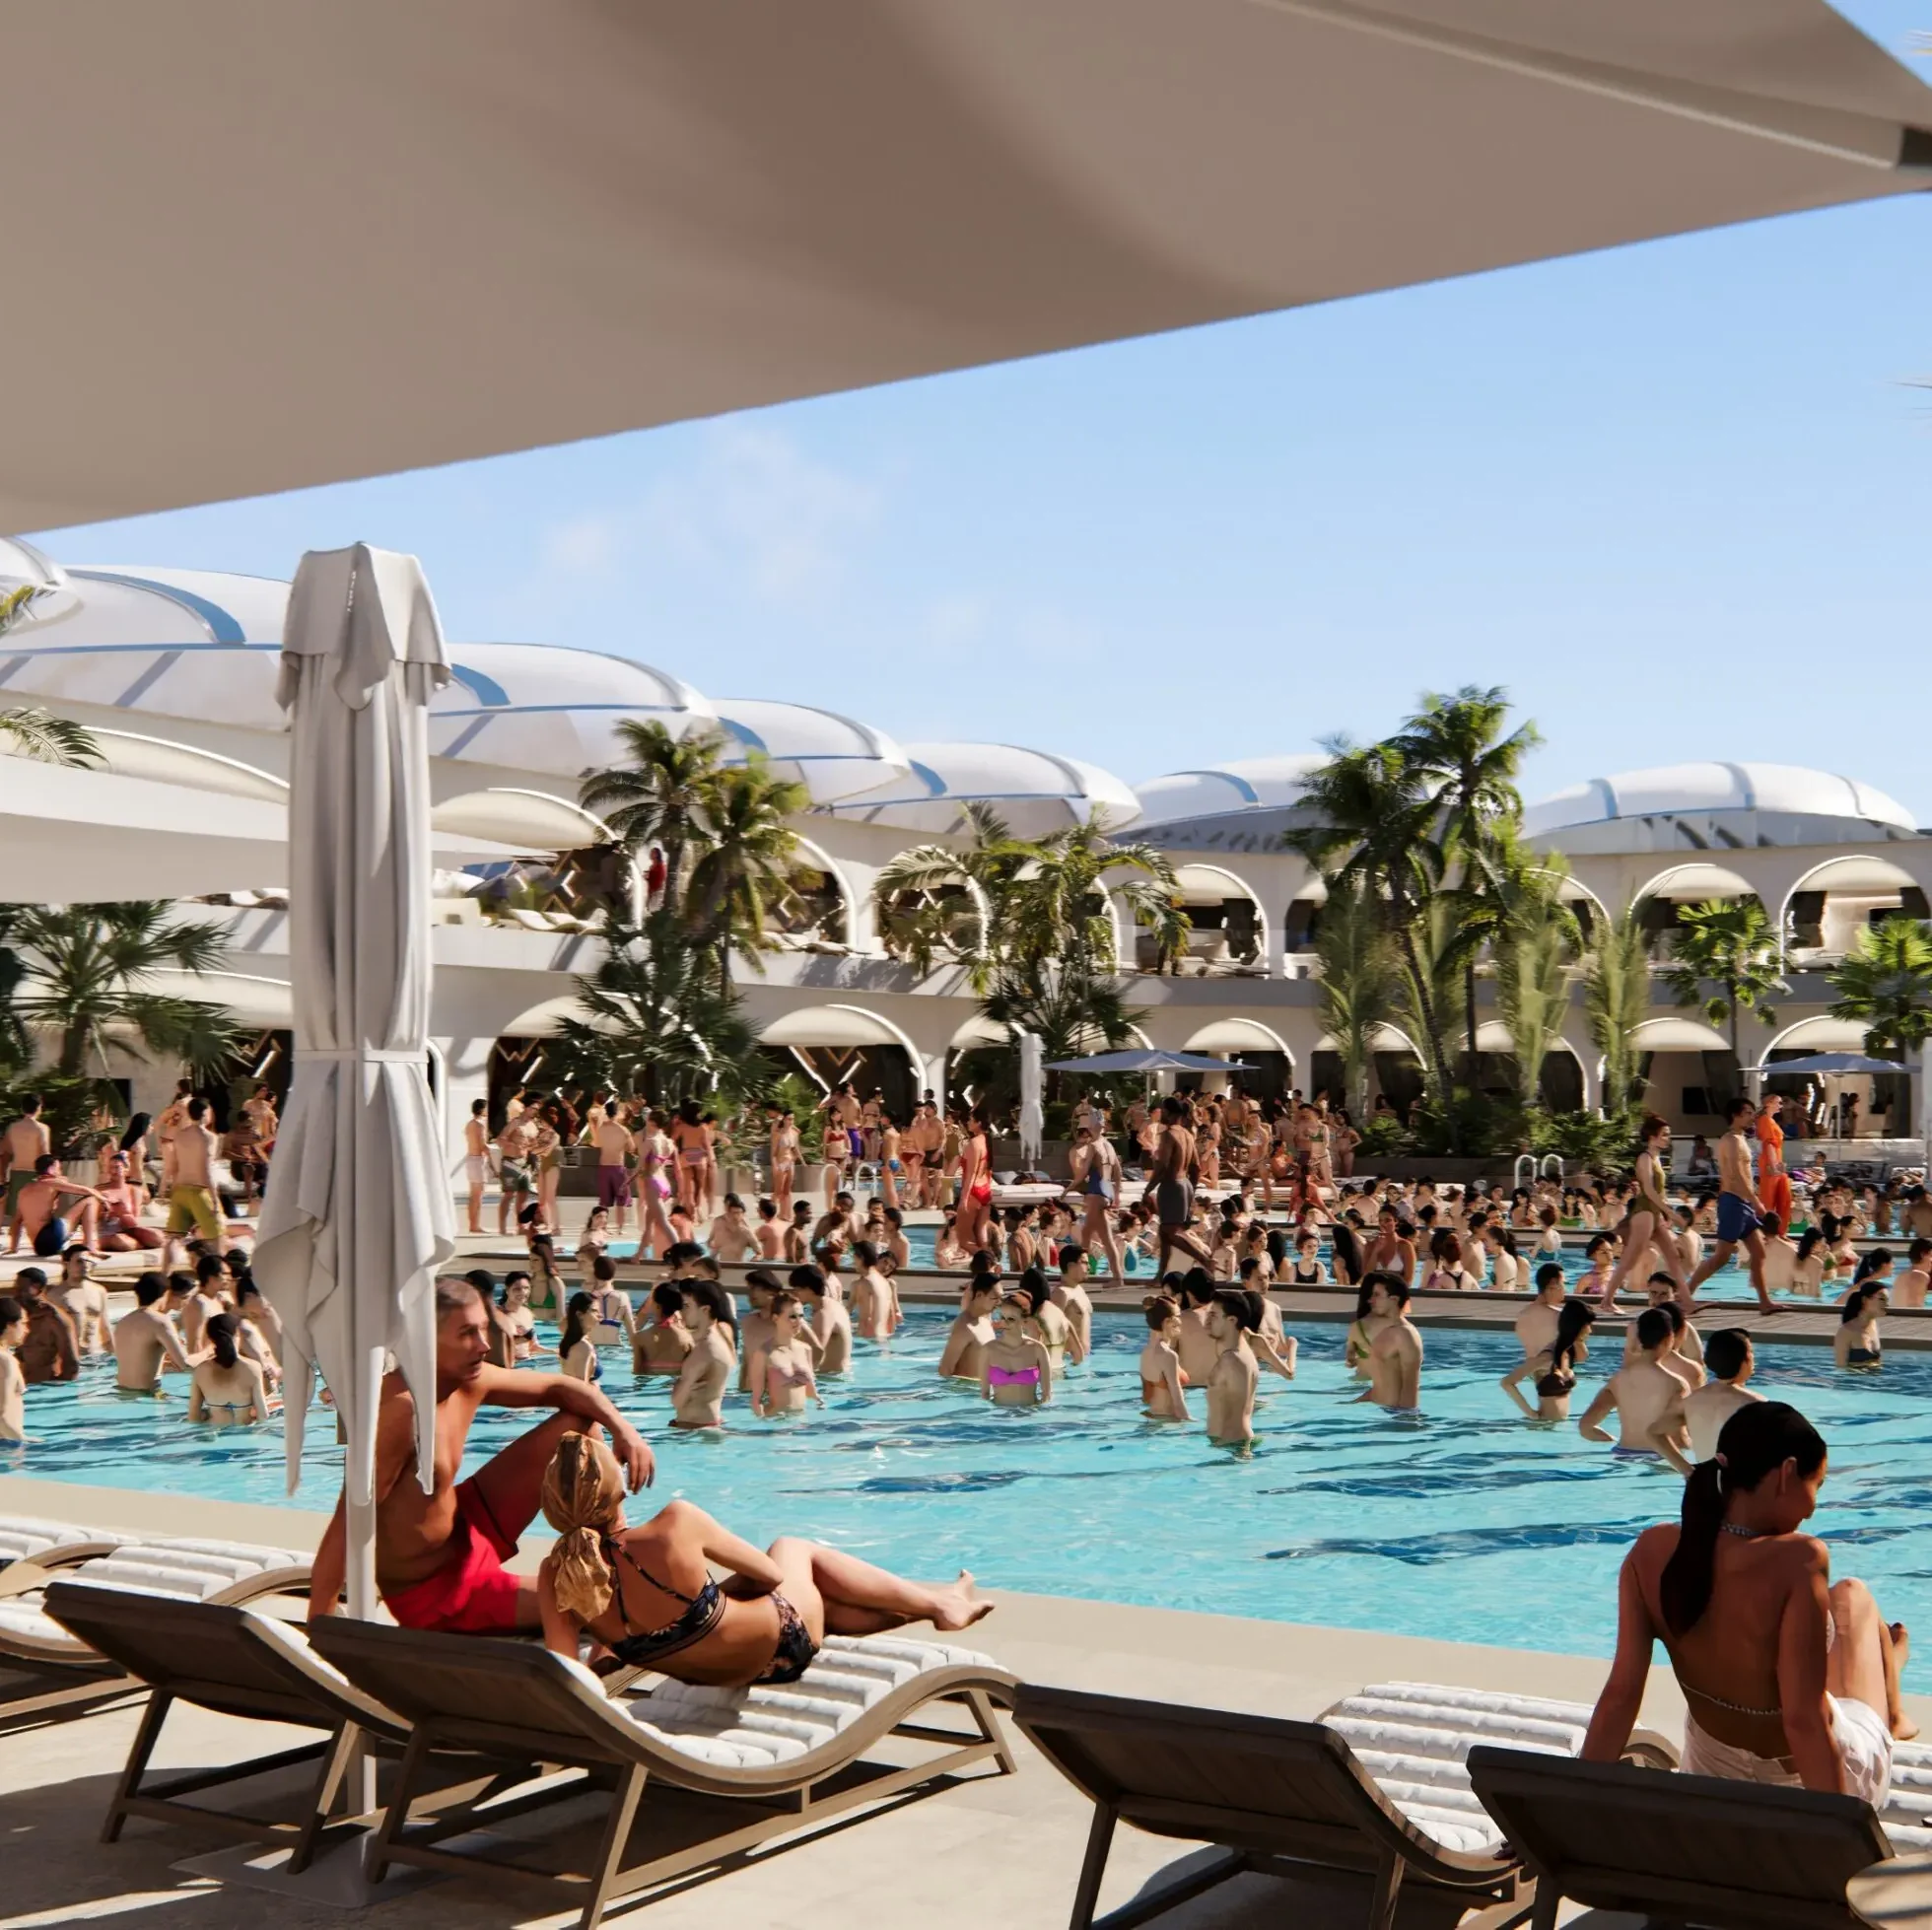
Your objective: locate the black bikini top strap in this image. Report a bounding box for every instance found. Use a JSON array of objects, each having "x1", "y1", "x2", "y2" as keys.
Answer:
[{"x1": 604, "y1": 1533, "x2": 699, "y2": 1611}]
